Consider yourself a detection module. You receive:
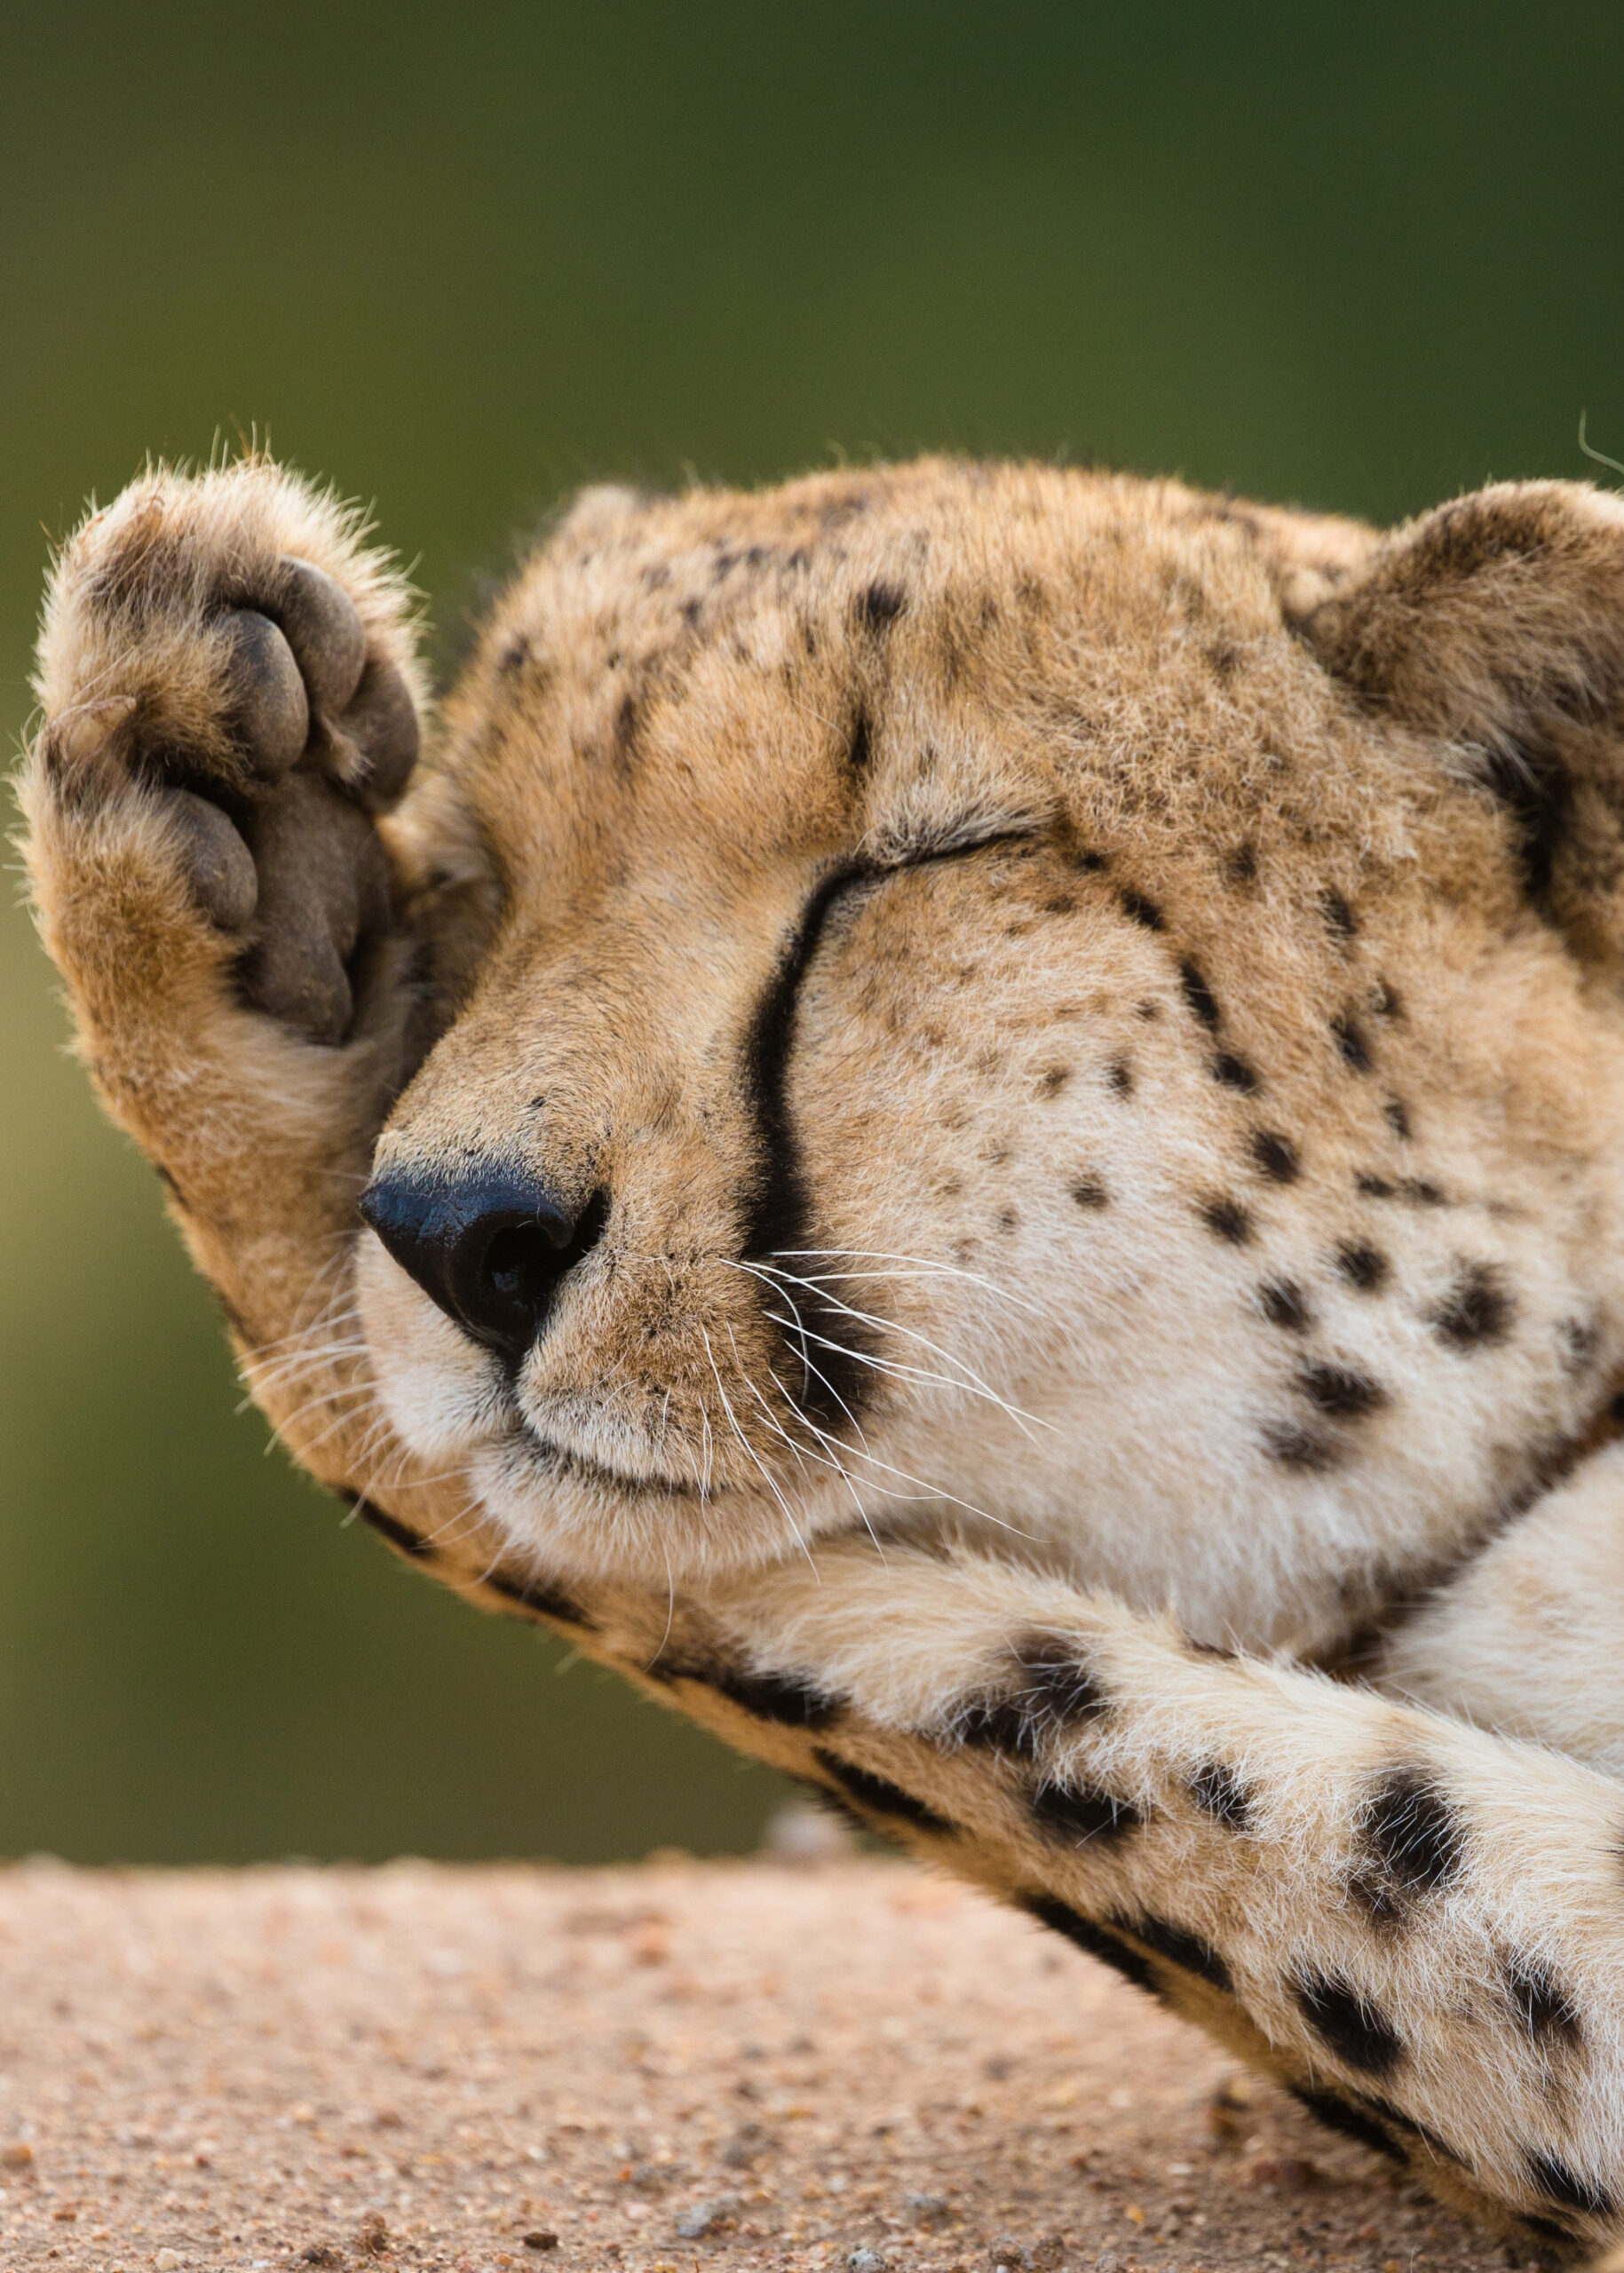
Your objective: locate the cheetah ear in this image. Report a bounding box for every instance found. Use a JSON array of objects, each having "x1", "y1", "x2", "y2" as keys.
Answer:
[{"x1": 1299, "y1": 479, "x2": 1624, "y2": 959}]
